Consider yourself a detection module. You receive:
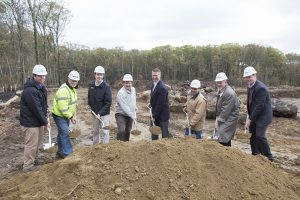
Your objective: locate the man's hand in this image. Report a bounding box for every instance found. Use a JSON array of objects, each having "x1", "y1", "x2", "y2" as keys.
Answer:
[
  {"x1": 96, "y1": 114, "x2": 101, "y2": 120},
  {"x1": 71, "y1": 117, "x2": 76, "y2": 124},
  {"x1": 46, "y1": 122, "x2": 51, "y2": 129},
  {"x1": 245, "y1": 118, "x2": 251, "y2": 128}
]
